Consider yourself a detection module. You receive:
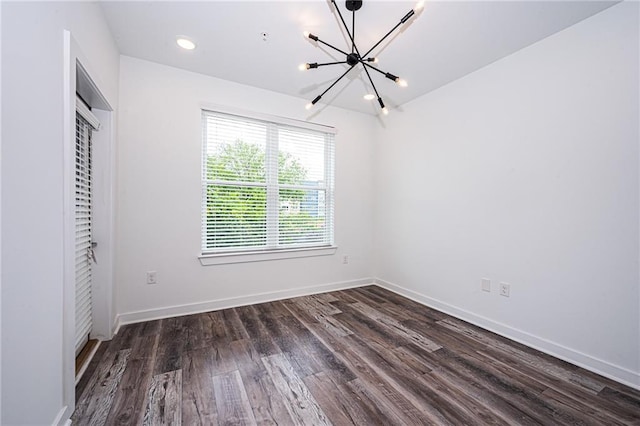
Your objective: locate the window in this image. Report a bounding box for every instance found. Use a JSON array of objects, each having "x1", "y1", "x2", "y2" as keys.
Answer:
[{"x1": 201, "y1": 109, "x2": 335, "y2": 257}]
